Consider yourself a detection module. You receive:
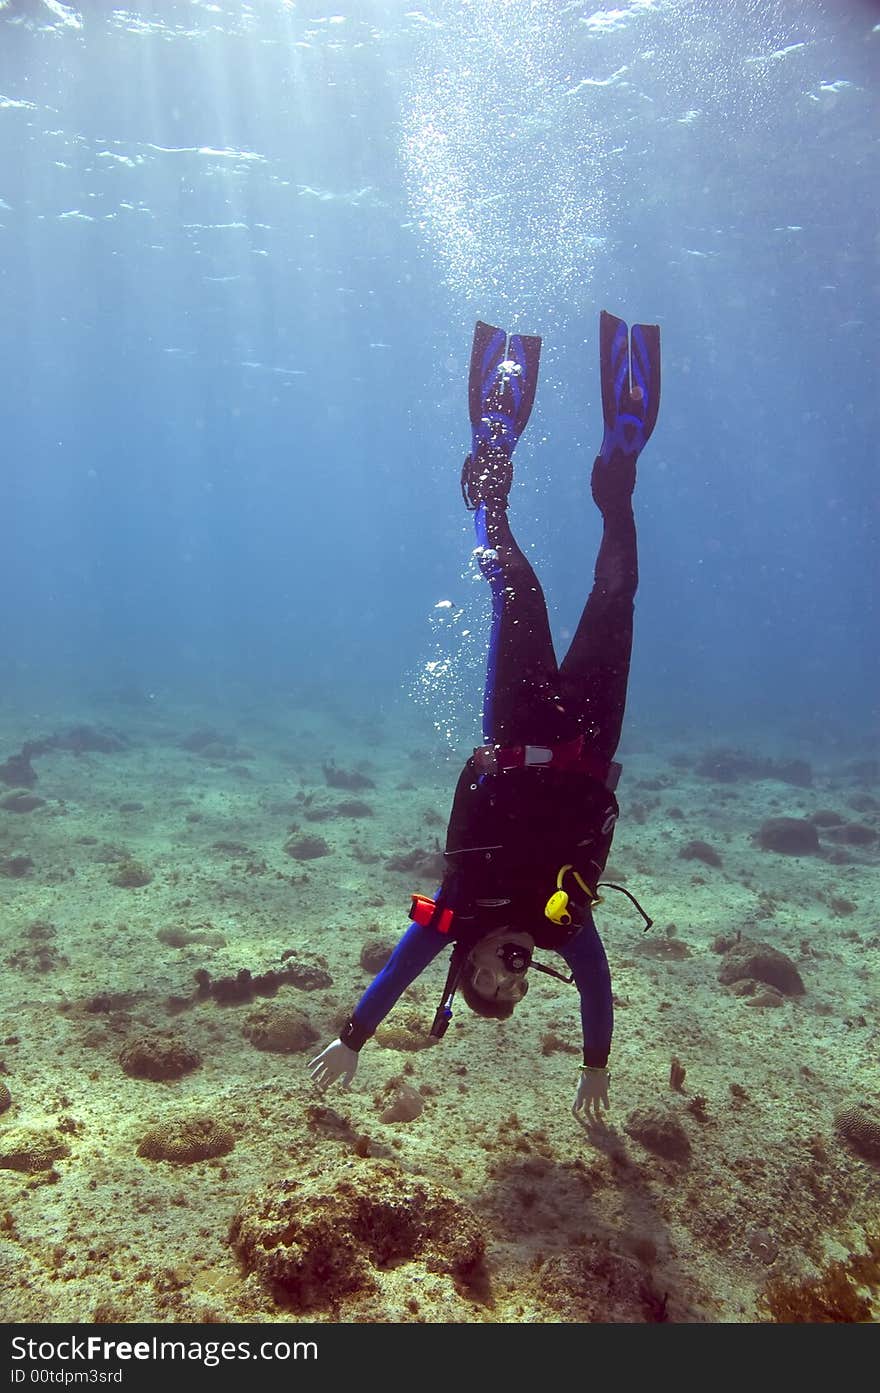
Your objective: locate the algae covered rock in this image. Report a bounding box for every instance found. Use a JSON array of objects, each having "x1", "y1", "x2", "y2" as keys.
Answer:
[
  {"x1": 378, "y1": 1081, "x2": 425, "y2": 1123},
  {"x1": 229, "y1": 1158, "x2": 485, "y2": 1310},
  {"x1": 137, "y1": 1114, "x2": 235, "y2": 1164}
]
